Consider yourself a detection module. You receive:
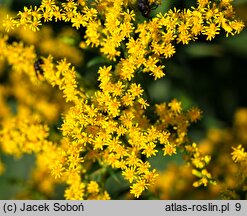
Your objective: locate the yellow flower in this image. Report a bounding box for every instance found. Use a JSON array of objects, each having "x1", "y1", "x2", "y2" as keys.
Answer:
[
  {"x1": 138, "y1": 98, "x2": 149, "y2": 109},
  {"x1": 203, "y1": 22, "x2": 220, "y2": 40},
  {"x1": 163, "y1": 43, "x2": 176, "y2": 58},
  {"x1": 231, "y1": 145, "x2": 247, "y2": 163},
  {"x1": 163, "y1": 143, "x2": 177, "y2": 156},
  {"x1": 2, "y1": 15, "x2": 16, "y2": 32},
  {"x1": 142, "y1": 142, "x2": 157, "y2": 158},
  {"x1": 122, "y1": 167, "x2": 137, "y2": 183},
  {"x1": 65, "y1": 182, "x2": 85, "y2": 200},
  {"x1": 187, "y1": 107, "x2": 202, "y2": 122},
  {"x1": 130, "y1": 180, "x2": 147, "y2": 198},
  {"x1": 51, "y1": 161, "x2": 65, "y2": 179},
  {"x1": 87, "y1": 181, "x2": 100, "y2": 194},
  {"x1": 168, "y1": 99, "x2": 182, "y2": 114},
  {"x1": 40, "y1": 0, "x2": 57, "y2": 12}
]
